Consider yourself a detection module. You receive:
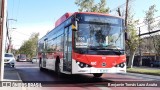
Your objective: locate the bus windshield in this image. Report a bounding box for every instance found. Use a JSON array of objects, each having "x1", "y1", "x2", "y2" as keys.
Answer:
[{"x1": 75, "y1": 15, "x2": 124, "y2": 50}]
